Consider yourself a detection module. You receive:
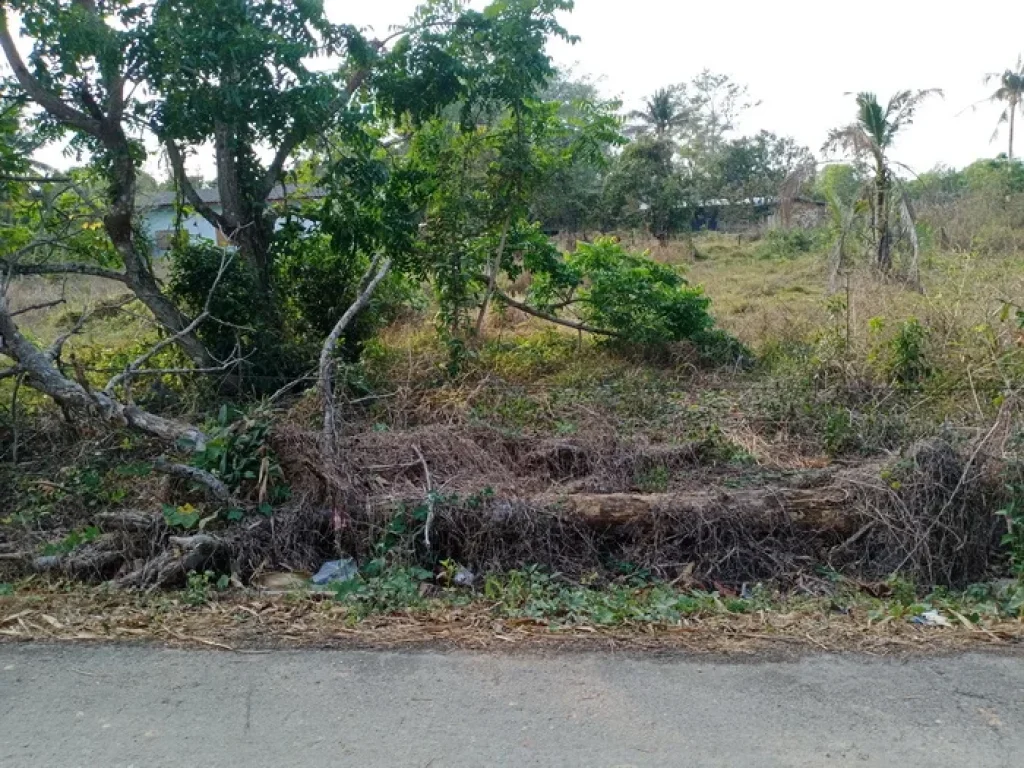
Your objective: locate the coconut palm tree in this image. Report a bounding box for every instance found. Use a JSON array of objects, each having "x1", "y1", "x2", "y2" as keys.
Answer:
[
  {"x1": 825, "y1": 90, "x2": 941, "y2": 272},
  {"x1": 627, "y1": 86, "x2": 689, "y2": 141},
  {"x1": 983, "y1": 55, "x2": 1024, "y2": 160}
]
